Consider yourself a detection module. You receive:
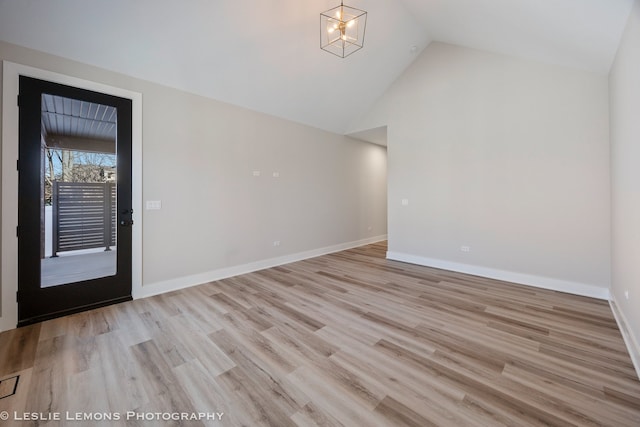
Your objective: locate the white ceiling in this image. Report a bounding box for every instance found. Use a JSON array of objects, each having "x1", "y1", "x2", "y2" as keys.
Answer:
[
  {"x1": 0, "y1": 0, "x2": 633, "y2": 136},
  {"x1": 401, "y1": 0, "x2": 634, "y2": 74}
]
